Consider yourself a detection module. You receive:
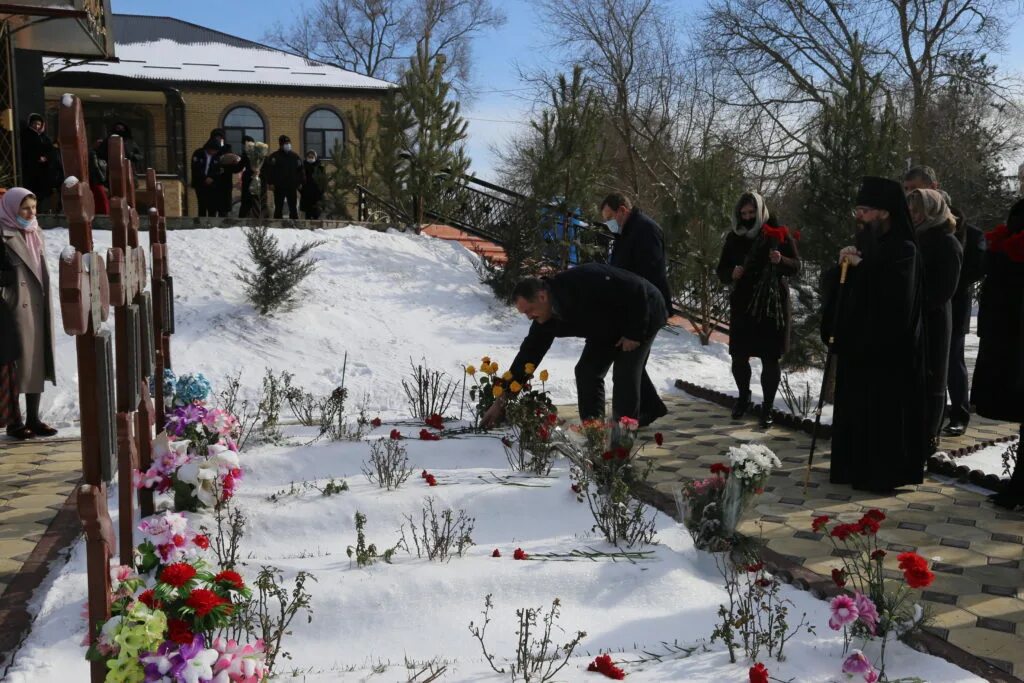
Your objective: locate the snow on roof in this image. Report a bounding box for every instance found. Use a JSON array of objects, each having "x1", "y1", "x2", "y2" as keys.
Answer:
[{"x1": 44, "y1": 14, "x2": 393, "y2": 91}]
